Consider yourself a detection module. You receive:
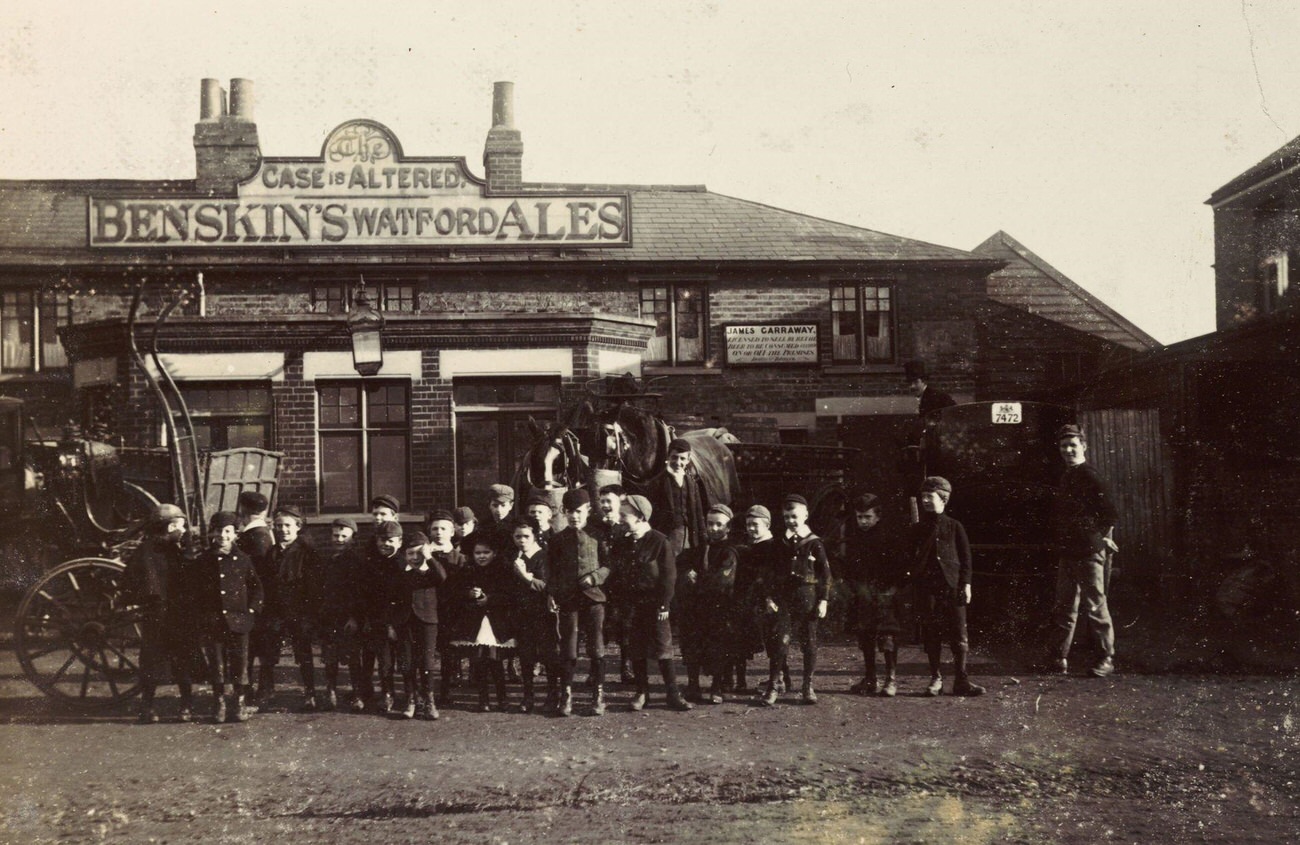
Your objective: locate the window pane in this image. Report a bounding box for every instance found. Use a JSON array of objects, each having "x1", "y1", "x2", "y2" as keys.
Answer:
[
  {"x1": 319, "y1": 385, "x2": 360, "y2": 427},
  {"x1": 226, "y1": 422, "x2": 269, "y2": 450},
  {"x1": 366, "y1": 383, "x2": 407, "y2": 425},
  {"x1": 321, "y1": 432, "x2": 362, "y2": 510},
  {"x1": 382, "y1": 284, "x2": 416, "y2": 312},
  {"x1": 675, "y1": 285, "x2": 705, "y2": 363},
  {"x1": 641, "y1": 287, "x2": 672, "y2": 363},
  {"x1": 457, "y1": 416, "x2": 501, "y2": 508},
  {"x1": 312, "y1": 284, "x2": 346, "y2": 314},
  {"x1": 39, "y1": 292, "x2": 69, "y2": 369},
  {"x1": 2, "y1": 291, "x2": 33, "y2": 371},
  {"x1": 369, "y1": 433, "x2": 407, "y2": 507}
]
